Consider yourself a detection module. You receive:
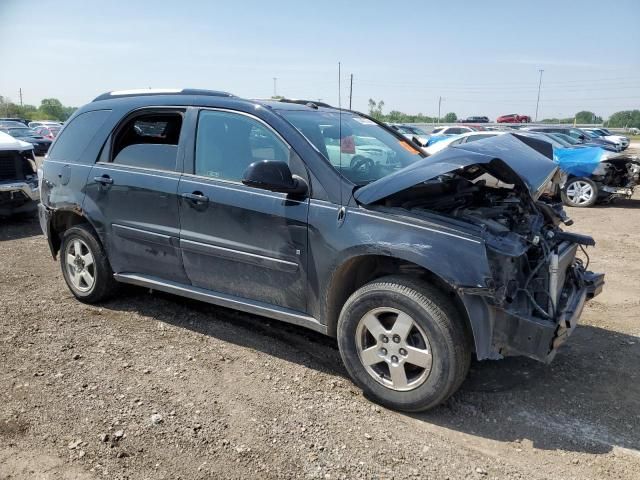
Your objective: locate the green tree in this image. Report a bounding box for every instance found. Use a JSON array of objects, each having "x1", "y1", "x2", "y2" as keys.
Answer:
[
  {"x1": 606, "y1": 110, "x2": 640, "y2": 129},
  {"x1": 367, "y1": 98, "x2": 384, "y2": 120},
  {"x1": 574, "y1": 111, "x2": 602, "y2": 124},
  {"x1": 443, "y1": 112, "x2": 457, "y2": 123},
  {"x1": 39, "y1": 98, "x2": 65, "y2": 120}
]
